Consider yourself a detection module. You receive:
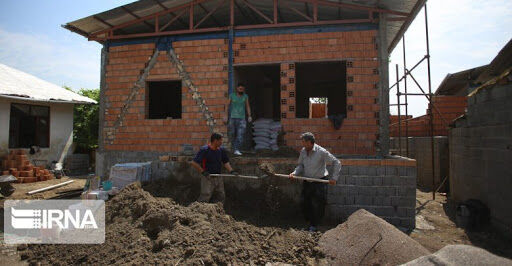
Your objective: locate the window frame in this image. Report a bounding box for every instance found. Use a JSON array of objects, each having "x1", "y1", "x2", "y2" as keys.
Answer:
[{"x1": 8, "y1": 103, "x2": 51, "y2": 148}]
